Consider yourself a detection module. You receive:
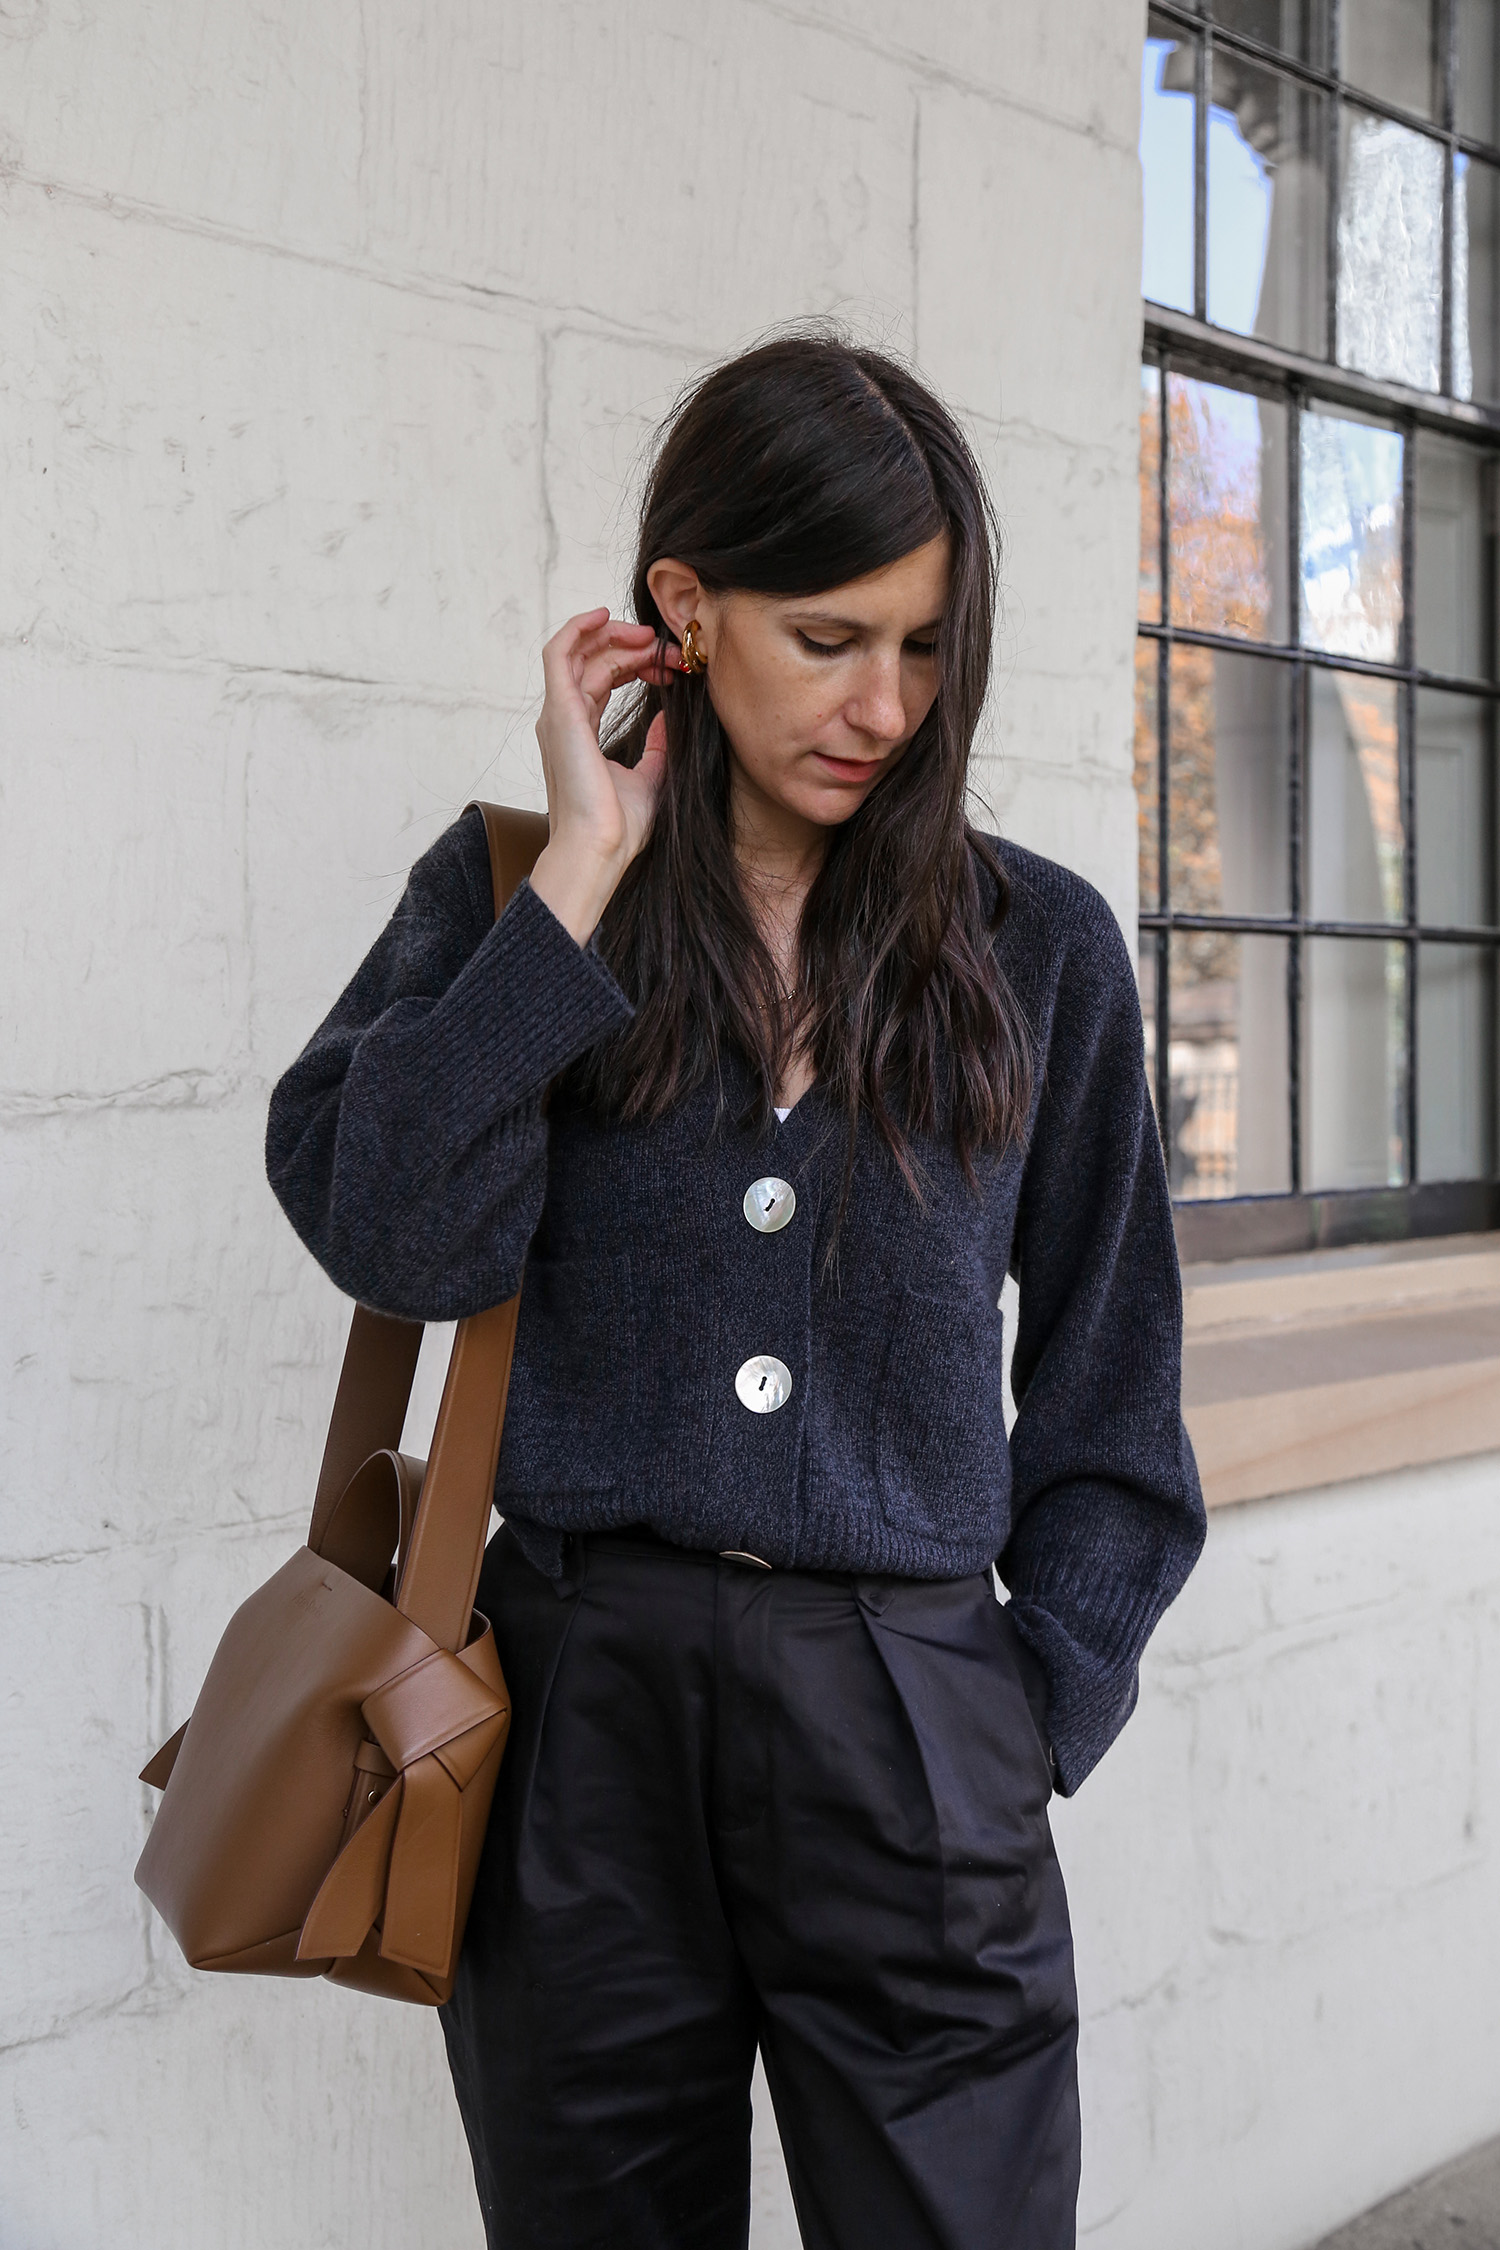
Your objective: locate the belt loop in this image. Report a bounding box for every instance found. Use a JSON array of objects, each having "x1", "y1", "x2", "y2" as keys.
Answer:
[{"x1": 553, "y1": 1531, "x2": 587, "y2": 1600}]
